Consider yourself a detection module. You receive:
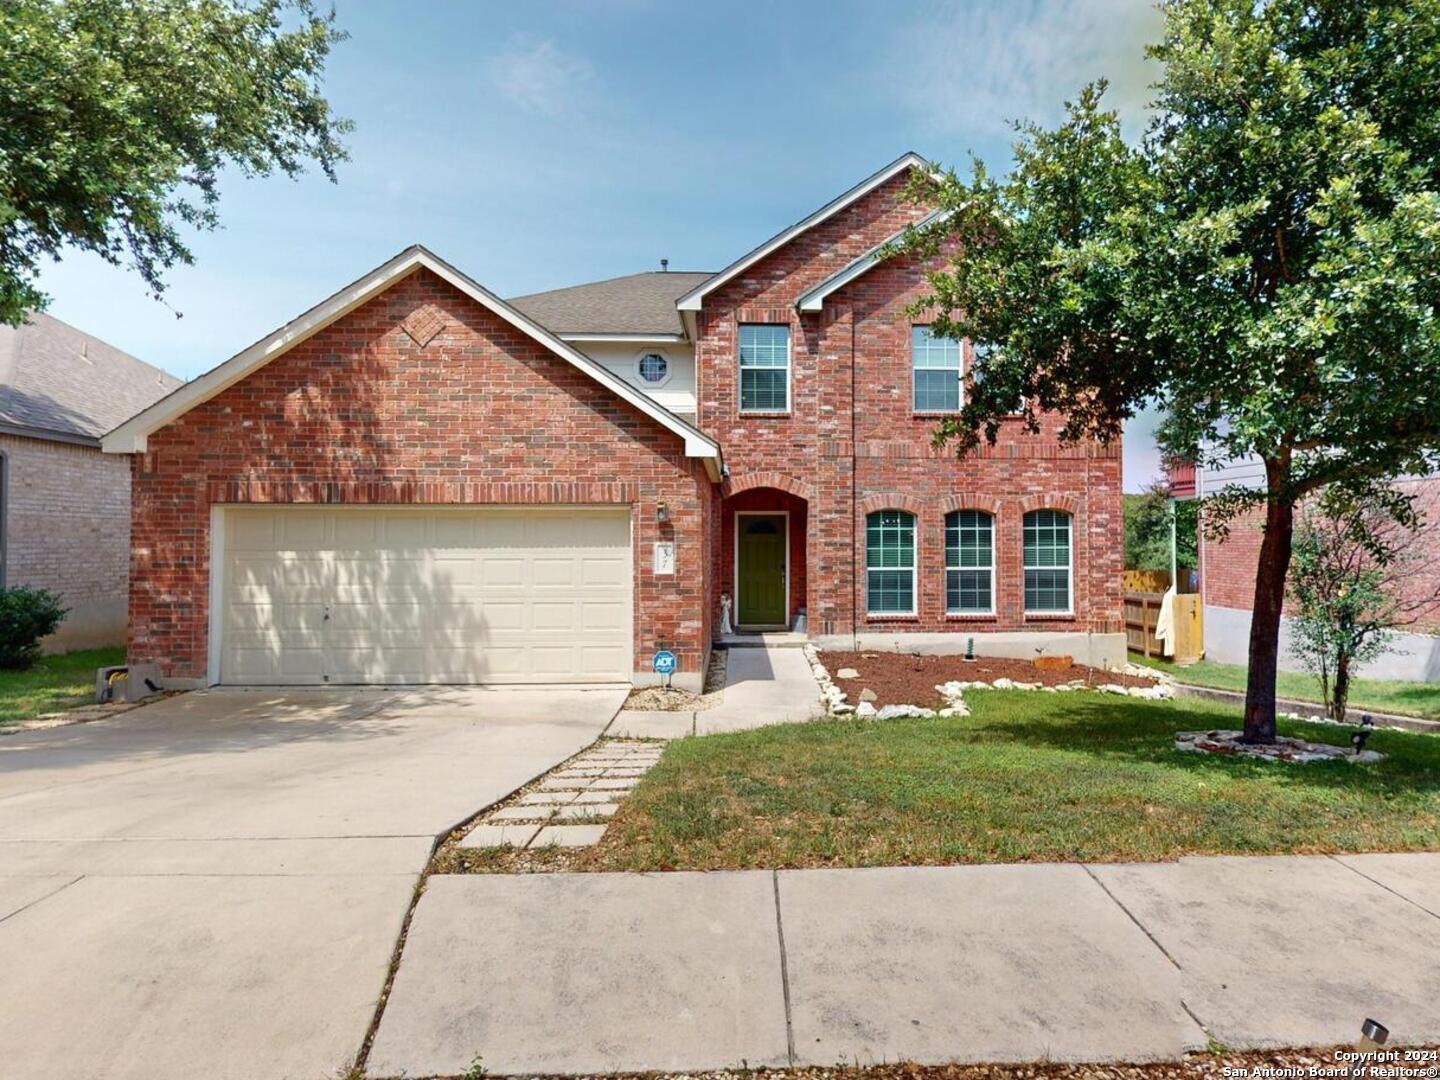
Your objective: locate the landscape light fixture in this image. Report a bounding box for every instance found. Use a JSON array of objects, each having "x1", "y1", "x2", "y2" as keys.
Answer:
[{"x1": 1351, "y1": 715, "x2": 1375, "y2": 755}]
